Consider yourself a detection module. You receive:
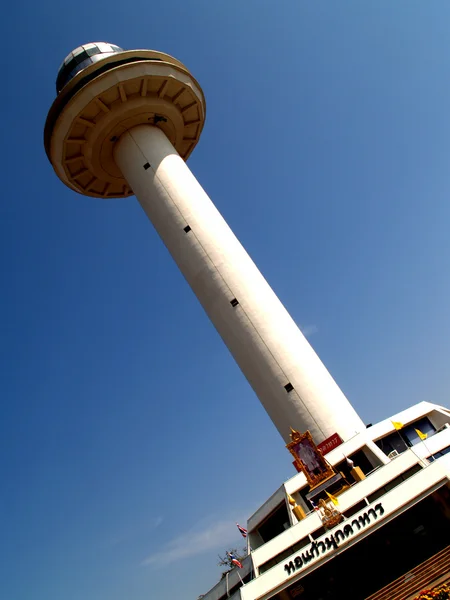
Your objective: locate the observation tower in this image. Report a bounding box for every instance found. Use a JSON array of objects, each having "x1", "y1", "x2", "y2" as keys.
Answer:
[{"x1": 44, "y1": 42, "x2": 365, "y2": 444}]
